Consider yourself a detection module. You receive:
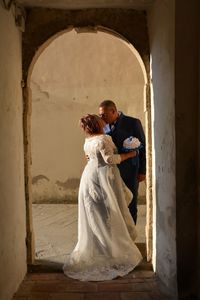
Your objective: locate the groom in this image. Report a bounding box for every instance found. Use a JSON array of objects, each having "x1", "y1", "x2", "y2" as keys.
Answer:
[{"x1": 99, "y1": 100, "x2": 146, "y2": 224}]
